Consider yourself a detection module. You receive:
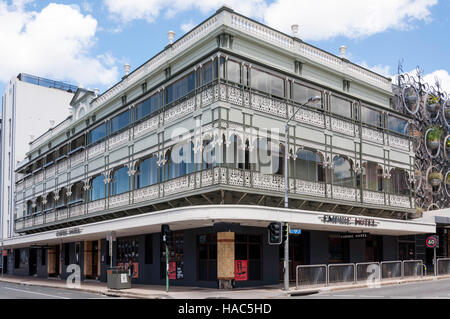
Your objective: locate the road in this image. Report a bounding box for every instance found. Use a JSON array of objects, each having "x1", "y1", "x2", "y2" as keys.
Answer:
[
  {"x1": 293, "y1": 278, "x2": 450, "y2": 299},
  {"x1": 0, "y1": 281, "x2": 122, "y2": 299}
]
